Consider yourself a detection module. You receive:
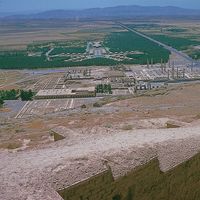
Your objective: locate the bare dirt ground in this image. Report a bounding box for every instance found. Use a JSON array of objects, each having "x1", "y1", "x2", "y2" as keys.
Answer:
[
  {"x1": 1, "y1": 82, "x2": 200, "y2": 150},
  {"x1": 0, "y1": 70, "x2": 30, "y2": 90}
]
